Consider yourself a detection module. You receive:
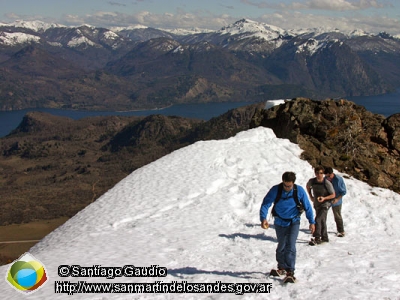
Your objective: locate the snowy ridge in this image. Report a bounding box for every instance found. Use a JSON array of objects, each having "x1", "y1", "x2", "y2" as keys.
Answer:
[
  {"x1": 292, "y1": 28, "x2": 368, "y2": 55},
  {"x1": 111, "y1": 24, "x2": 148, "y2": 32},
  {"x1": 0, "y1": 19, "x2": 392, "y2": 40},
  {"x1": 216, "y1": 20, "x2": 373, "y2": 44},
  {"x1": 0, "y1": 31, "x2": 40, "y2": 45},
  {"x1": 288, "y1": 27, "x2": 327, "y2": 37},
  {"x1": 0, "y1": 18, "x2": 396, "y2": 49},
  {"x1": 161, "y1": 27, "x2": 214, "y2": 36},
  {"x1": 5, "y1": 20, "x2": 66, "y2": 32},
  {"x1": 102, "y1": 30, "x2": 120, "y2": 40},
  {"x1": 295, "y1": 37, "x2": 343, "y2": 56},
  {"x1": 67, "y1": 35, "x2": 97, "y2": 48},
  {"x1": 218, "y1": 19, "x2": 288, "y2": 41},
  {"x1": 0, "y1": 21, "x2": 126, "y2": 49},
  {"x1": 295, "y1": 38, "x2": 325, "y2": 55},
  {"x1": 1, "y1": 127, "x2": 399, "y2": 299},
  {"x1": 347, "y1": 29, "x2": 371, "y2": 37},
  {"x1": 289, "y1": 27, "x2": 372, "y2": 38}
]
